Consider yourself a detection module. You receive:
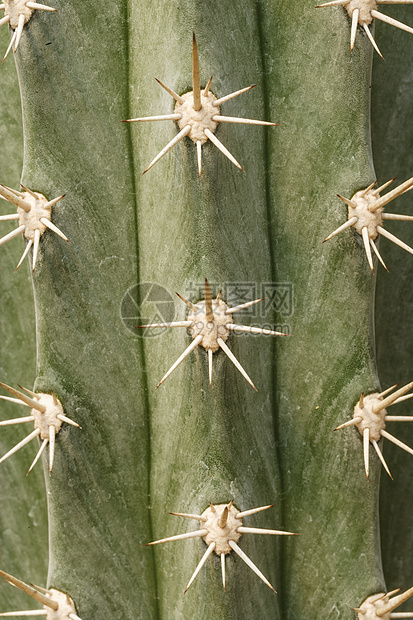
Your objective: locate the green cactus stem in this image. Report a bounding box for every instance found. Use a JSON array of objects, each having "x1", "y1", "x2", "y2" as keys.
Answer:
[{"x1": 1, "y1": 0, "x2": 413, "y2": 618}]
